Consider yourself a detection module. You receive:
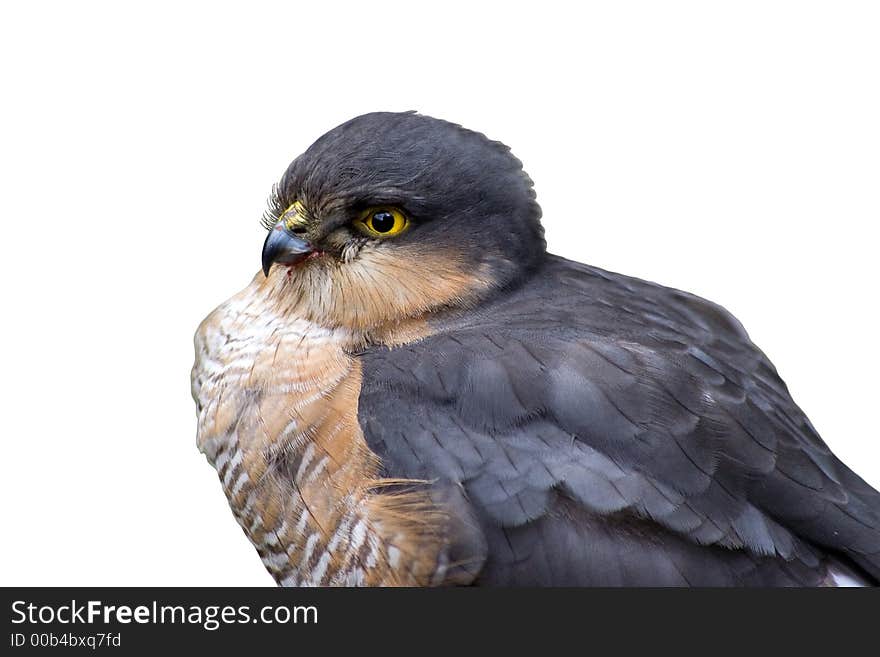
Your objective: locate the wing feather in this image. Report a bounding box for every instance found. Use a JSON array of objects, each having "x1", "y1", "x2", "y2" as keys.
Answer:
[{"x1": 358, "y1": 255, "x2": 880, "y2": 585}]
